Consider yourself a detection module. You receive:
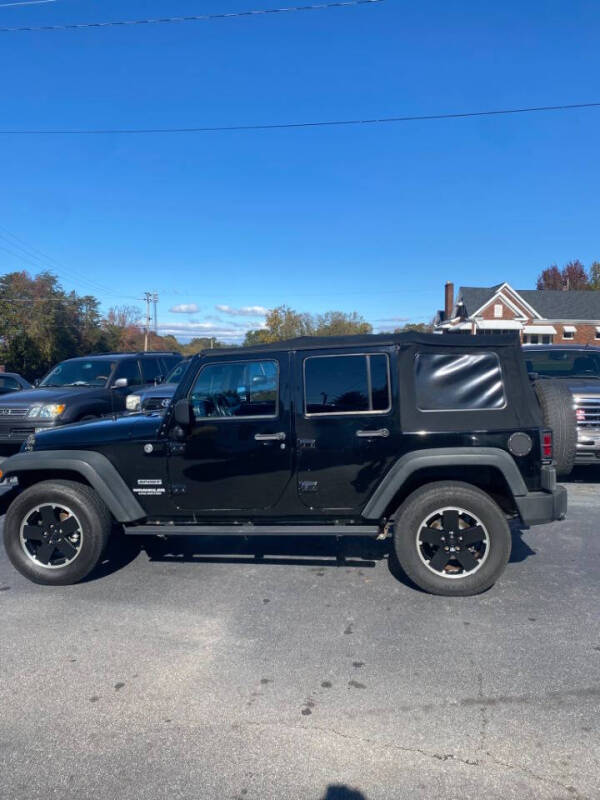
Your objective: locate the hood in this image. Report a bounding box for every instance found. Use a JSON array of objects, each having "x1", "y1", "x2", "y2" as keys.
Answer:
[
  {"x1": 30, "y1": 412, "x2": 164, "y2": 451},
  {"x1": 565, "y1": 378, "x2": 600, "y2": 395},
  {"x1": 138, "y1": 382, "x2": 177, "y2": 400},
  {"x1": 0, "y1": 386, "x2": 102, "y2": 408}
]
